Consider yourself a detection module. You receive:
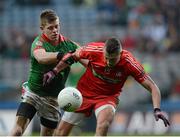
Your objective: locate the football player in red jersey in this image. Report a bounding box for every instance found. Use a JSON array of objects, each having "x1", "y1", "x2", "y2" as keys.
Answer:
[{"x1": 44, "y1": 37, "x2": 170, "y2": 136}]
